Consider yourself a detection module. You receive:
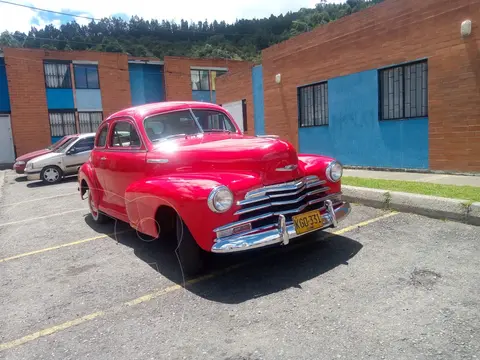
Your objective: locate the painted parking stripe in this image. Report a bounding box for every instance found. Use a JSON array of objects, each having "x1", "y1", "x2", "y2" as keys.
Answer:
[
  {"x1": 0, "y1": 211, "x2": 398, "y2": 352},
  {"x1": 0, "y1": 193, "x2": 78, "y2": 208},
  {"x1": 0, "y1": 209, "x2": 88, "y2": 228}
]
